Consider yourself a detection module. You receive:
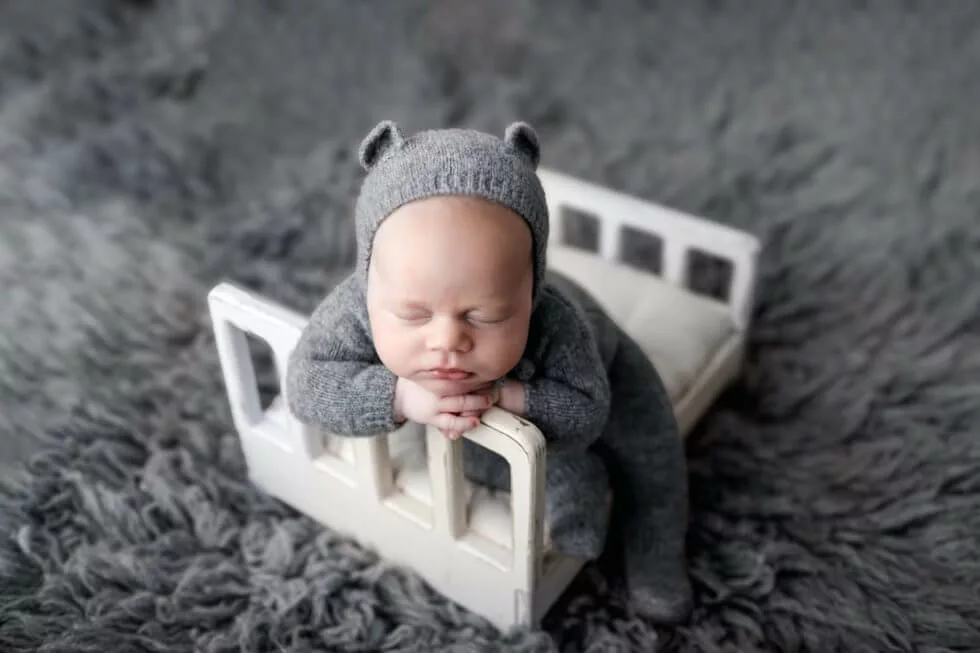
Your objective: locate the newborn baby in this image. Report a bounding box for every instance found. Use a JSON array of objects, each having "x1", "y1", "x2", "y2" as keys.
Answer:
[{"x1": 286, "y1": 120, "x2": 692, "y2": 624}]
